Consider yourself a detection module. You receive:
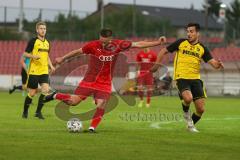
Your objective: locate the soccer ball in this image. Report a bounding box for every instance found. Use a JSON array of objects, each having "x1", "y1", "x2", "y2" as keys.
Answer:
[{"x1": 67, "y1": 118, "x2": 83, "y2": 132}]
